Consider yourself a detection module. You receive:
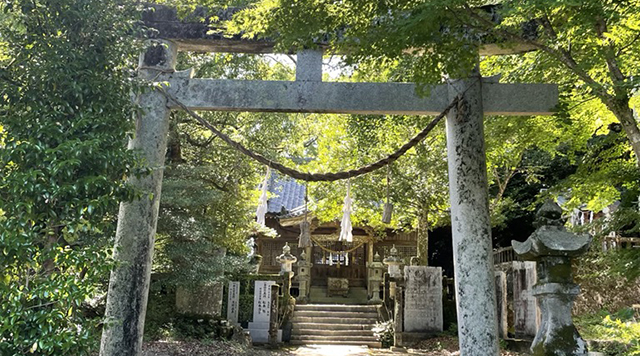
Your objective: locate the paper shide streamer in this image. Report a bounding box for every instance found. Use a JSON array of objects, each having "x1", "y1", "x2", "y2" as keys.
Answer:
[{"x1": 256, "y1": 167, "x2": 271, "y2": 226}]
